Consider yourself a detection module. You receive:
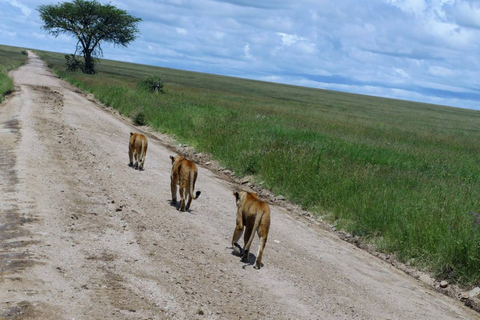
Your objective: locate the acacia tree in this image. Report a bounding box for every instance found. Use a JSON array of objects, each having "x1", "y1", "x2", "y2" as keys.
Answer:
[{"x1": 38, "y1": 0, "x2": 141, "y2": 74}]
